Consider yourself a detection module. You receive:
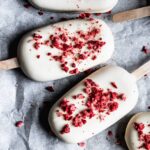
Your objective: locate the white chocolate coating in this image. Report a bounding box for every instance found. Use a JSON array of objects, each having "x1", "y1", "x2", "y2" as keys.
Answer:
[
  {"x1": 125, "y1": 112, "x2": 150, "y2": 150},
  {"x1": 48, "y1": 65, "x2": 139, "y2": 143},
  {"x1": 18, "y1": 19, "x2": 114, "y2": 81},
  {"x1": 29, "y1": 0, "x2": 118, "y2": 13}
]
